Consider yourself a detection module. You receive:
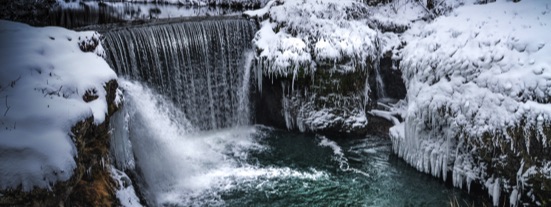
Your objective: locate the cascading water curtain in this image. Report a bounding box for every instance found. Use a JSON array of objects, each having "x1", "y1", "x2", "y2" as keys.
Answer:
[{"x1": 103, "y1": 18, "x2": 257, "y2": 130}]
